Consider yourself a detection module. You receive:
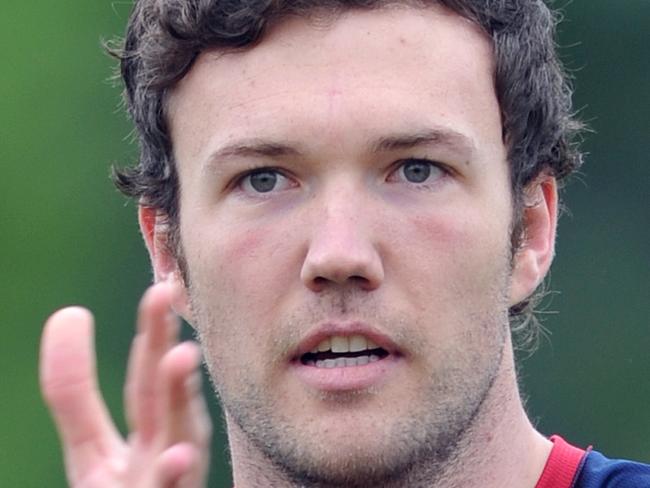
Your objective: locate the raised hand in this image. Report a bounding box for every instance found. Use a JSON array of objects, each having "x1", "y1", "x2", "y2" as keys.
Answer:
[{"x1": 39, "y1": 283, "x2": 211, "y2": 487}]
